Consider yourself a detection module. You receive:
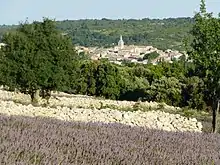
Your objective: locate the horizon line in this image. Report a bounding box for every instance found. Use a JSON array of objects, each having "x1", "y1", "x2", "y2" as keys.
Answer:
[{"x1": 0, "y1": 16, "x2": 194, "y2": 26}]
